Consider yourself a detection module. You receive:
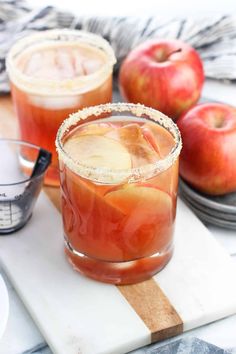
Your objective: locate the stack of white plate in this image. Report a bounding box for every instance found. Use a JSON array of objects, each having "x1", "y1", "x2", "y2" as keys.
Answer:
[{"x1": 179, "y1": 179, "x2": 236, "y2": 230}]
